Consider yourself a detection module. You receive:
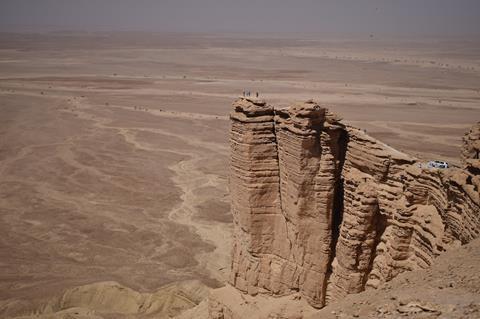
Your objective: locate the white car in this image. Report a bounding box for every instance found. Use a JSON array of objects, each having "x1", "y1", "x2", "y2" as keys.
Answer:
[{"x1": 427, "y1": 160, "x2": 449, "y2": 169}]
